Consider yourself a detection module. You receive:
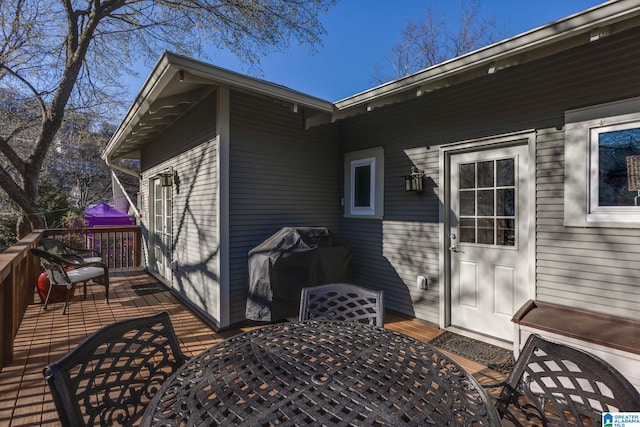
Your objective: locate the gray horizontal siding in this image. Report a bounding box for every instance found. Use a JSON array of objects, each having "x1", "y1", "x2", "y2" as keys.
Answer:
[
  {"x1": 139, "y1": 93, "x2": 220, "y2": 325},
  {"x1": 339, "y1": 25, "x2": 640, "y2": 325},
  {"x1": 141, "y1": 93, "x2": 217, "y2": 170},
  {"x1": 228, "y1": 90, "x2": 341, "y2": 324},
  {"x1": 170, "y1": 139, "x2": 219, "y2": 323},
  {"x1": 535, "y1": 128, "x2": 640, "y2": 319}
]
